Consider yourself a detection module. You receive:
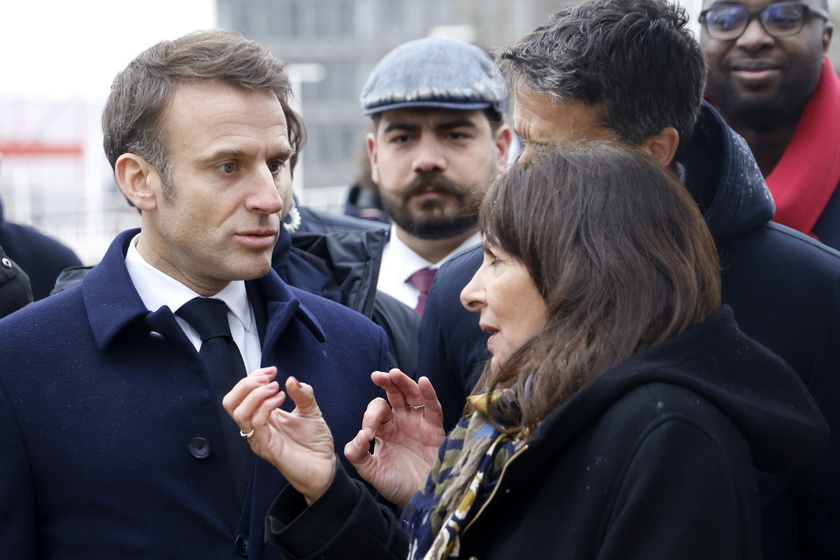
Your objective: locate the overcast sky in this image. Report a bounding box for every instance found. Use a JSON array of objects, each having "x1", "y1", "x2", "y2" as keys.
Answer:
[{"x1": 1, "y1": 0, "x2": 217, "y2": 99}]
